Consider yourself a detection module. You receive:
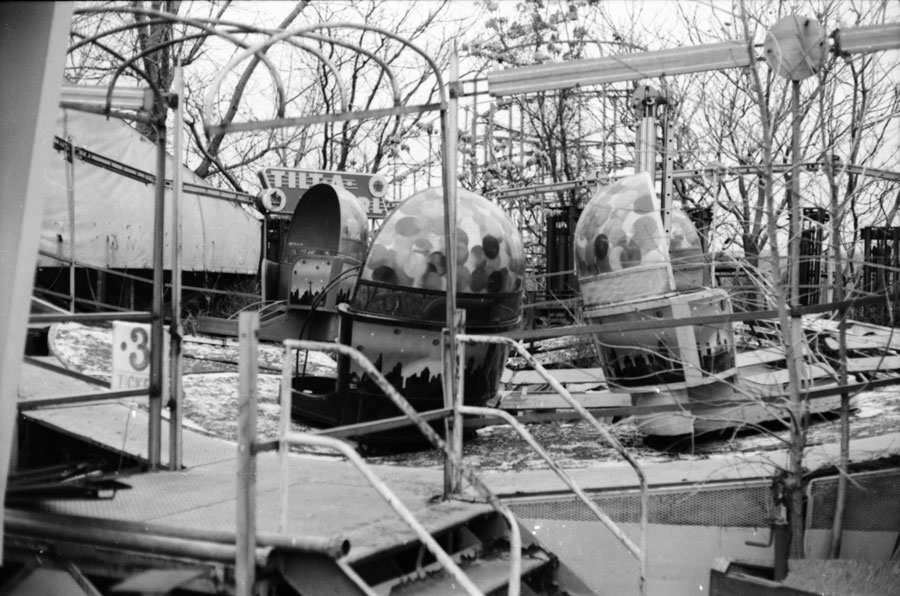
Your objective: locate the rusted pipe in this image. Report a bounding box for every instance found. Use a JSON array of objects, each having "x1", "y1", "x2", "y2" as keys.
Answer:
[
  {"x1": 4, "y1": 509, "x2": 348, "y2": 560},
  {"x1": 5, "y1": 509, "x2": 276, "y2": 570}
]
